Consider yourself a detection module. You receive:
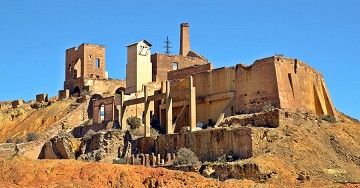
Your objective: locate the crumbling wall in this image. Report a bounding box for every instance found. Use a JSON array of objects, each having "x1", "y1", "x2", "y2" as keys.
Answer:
[
  {"x1": 36, "y1": 94, "x2": 48, "y2": 102},
  {"x1": 137, "y1": 127, "x2": 252, "y2": 161},
  {"x1": 167, "y1": 63, "x2": 213, "y2": 80},
  {"x1": 84, "y1": 78, "x2": 126, "y2": 95},
  {"x1": 92, "y1": 97, "x2": 115, "y2": 124},
  {"x1": 151, "y1": 53, "x2": 209, "y2": 82},
  {"x1": 64, "y1": 43, "x2": 106, "y2": 93},
  {"x1": 274, "y1": 56, "x2": 336, "y2": 116},
  {"x1": 169, "y1": 67, "x2": 235, "y2": 127},
  {"x1": 234, "y1": 57, "x2": 280, "y2": 114}
]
